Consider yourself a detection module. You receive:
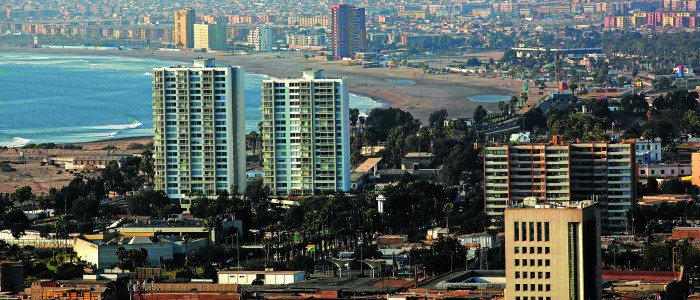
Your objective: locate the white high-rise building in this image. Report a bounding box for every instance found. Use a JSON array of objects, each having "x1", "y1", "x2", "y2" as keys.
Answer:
[
  {"x1": 152, "y1": 58, "x2": 246, "y2": 210},
  {"x1": 248, "y1": 26, "x2": 273, "y2": 52},
  {"x1": 194, "y1": 23, "x2": 227, "y2": 51},
  {"x1": 261, "y1": 70, "x2": 351, "y2": 195}
]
